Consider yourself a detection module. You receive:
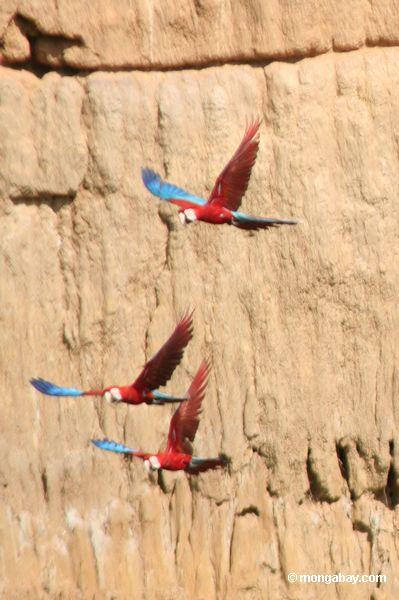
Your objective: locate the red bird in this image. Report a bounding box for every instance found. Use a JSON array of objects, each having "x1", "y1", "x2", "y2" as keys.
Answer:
[
  {"x1": 30, "y1": 311, "x2": 194, "y2": 406},
  {"x1": 142, "y1": 120, "x2": 297, "y2": 230},
  {"x1": 92, "y1": 360, "x2": 229, "y2": 474}
]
